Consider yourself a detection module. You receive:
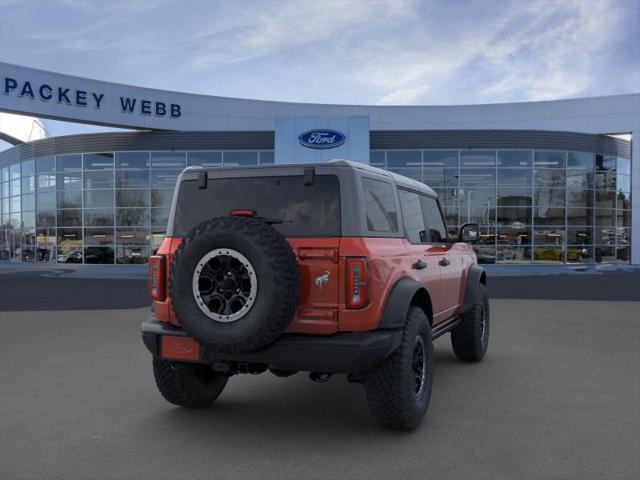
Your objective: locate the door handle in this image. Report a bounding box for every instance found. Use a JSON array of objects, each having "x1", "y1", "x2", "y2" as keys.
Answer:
[
  {"x1": 439, "y1": 258, "x2": 451, "y2": 267},
  {"x1": 412, "y1": 259, "x2": 427, "y2": 270}
]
